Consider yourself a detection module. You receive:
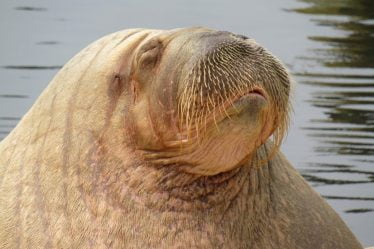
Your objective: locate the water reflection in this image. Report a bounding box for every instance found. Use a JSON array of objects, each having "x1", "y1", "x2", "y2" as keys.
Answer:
[
  {"x1": 302, "y1": 162, "x2": 374, "y2": 185},
  {"x1": 14, "y1": 6, "x2": 47, "y2": 12},
  {"x1": 2, "y1": 65, "x2": 62, "y2": 70},
  {"x1": 346, "y1": 208, "x2": 374, "y2": 213},
  {"x1": 294, "y1": 0, "x2": 374, "y2": 68},
  {"x1": 324, "y1": 196, "x2": 374, "y2": 201},
  {"x1": 36, "y1": 41, "x2": 60, "y2": 45},
  {"x1": 293, "y1": 0, "x2": 374, "y2": 213},
  {"x1": 0, "y1": 94, "x2": 28, "y2": 98}
]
